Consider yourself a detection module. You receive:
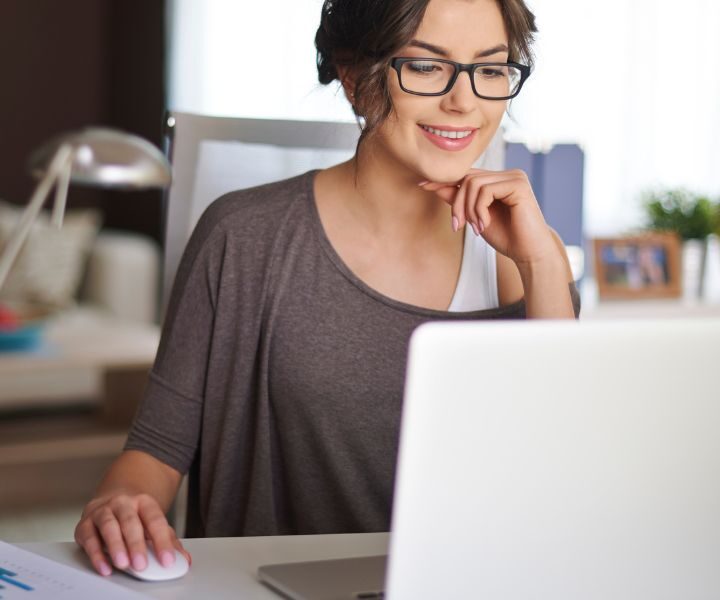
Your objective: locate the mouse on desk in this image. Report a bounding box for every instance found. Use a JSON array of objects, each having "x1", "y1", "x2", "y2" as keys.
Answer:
[{"x1": 119, "y1": 543, "x2": 189, "y2": 582}]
